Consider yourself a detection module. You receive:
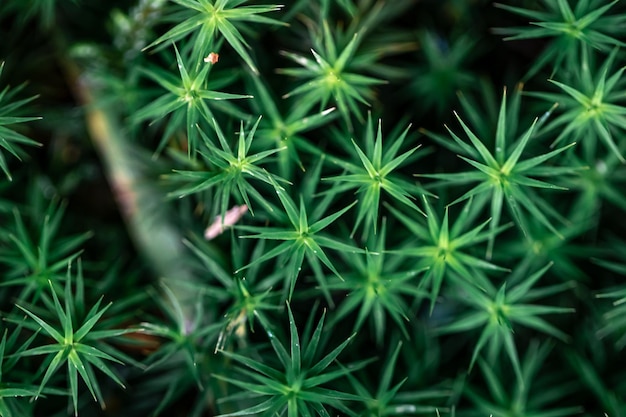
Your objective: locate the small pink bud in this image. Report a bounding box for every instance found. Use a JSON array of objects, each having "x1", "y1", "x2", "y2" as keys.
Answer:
[{"x1": 205, "y1": 204, "x2": 248, "y2": 240}]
